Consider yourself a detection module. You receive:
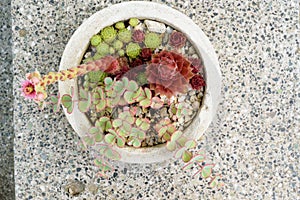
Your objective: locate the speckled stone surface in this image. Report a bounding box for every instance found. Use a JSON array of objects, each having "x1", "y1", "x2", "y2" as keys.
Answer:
[
  {"x1": 0, "y1": 1, "x2": 14, "y2": 200},
  {"x1": 13, "y1": 0, "x2": 299, "y2": 199}
]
